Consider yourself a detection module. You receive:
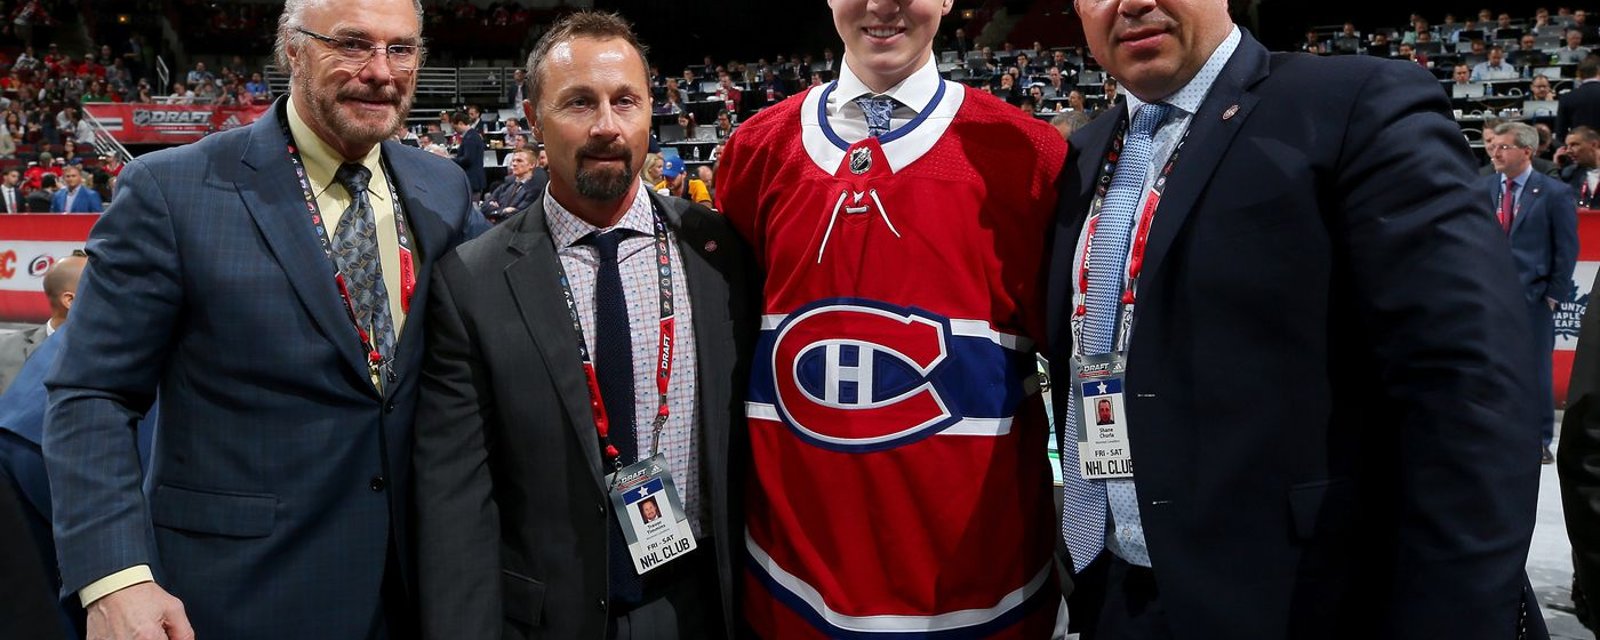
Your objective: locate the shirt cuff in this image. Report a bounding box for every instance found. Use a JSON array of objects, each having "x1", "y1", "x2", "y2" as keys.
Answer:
[{"x1": 80, "y1": 565, "x2": 155, "y2": 607}]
